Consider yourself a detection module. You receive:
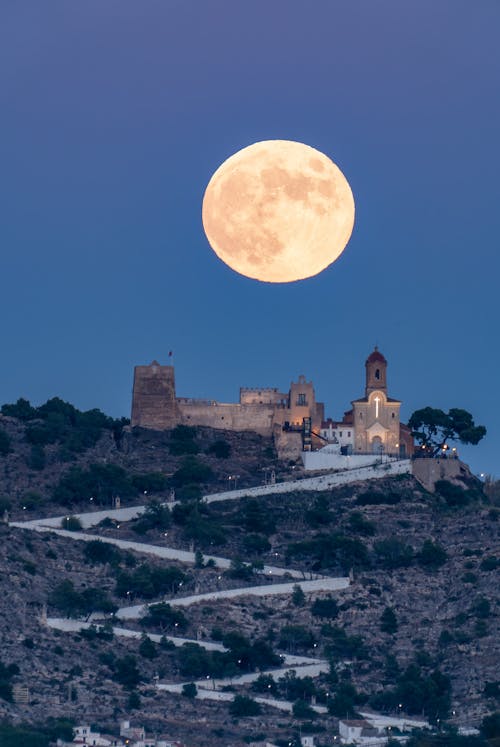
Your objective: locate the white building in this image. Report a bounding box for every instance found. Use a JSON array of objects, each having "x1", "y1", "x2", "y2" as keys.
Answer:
[
  {"x1": 319, "y1": 419, "x2": 354, "y2": 452},
  {"x1": 59, "y1": 723, "x2": 183, "y2": 747},
  {"x1": 59, "y1": 726, "x2": 124, "y2": 746},
  {"x1": 338, "y1": 720, "x2": 382, "y2": 745}
]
